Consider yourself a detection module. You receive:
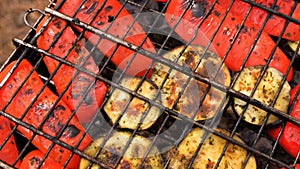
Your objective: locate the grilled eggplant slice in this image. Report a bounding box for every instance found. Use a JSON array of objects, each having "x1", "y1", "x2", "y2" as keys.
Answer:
[
  {"x1": 168, "y1": 128, "x2": 257, "y2": 169},
  {"x1": 288, "y1": 40, "x2": 300, "y2": 55},
  {"x1": 80, "y1": 131, "x2": 164, "y2": 169},
  {"x1": 151, "y1": 46, "x2": 231, "y2": 121},
  {"x1": 233, "y1": 66, "x2": 290, "y2": 125},
  {"x1": 104, "y1": 77, "x2": 161, "y2": 130}
]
